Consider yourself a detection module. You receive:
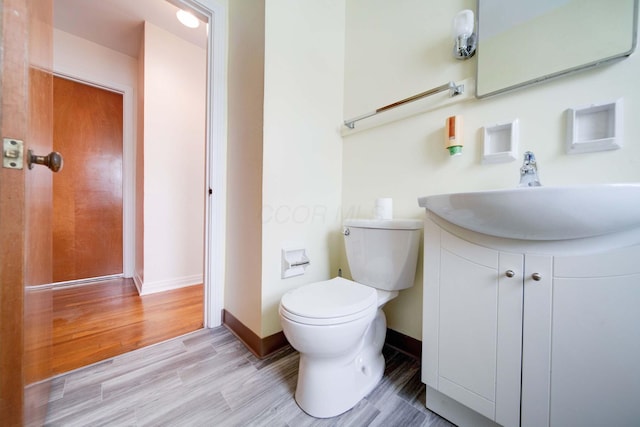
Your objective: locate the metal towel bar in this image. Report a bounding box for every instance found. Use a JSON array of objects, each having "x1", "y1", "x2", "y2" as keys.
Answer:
[{"x1": 344, "y1": 81, "x2": 464, "y2": 129}]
